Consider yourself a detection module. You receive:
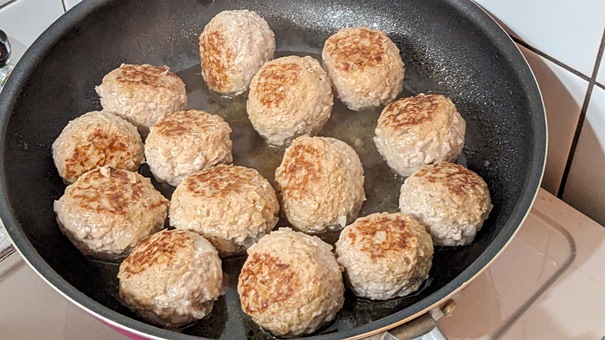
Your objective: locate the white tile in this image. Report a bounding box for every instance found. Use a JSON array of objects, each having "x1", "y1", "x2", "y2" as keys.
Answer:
[
  {"x1": 563, "y1": 86, "x2": 605, "y2": 225},
  {"x1": 63, "y1": 0, "x2": 81, "y2": 11},
  {"x1": 0, "y1": 0, "x2": 64, "y2": 63},
  {"x1": 474, "y1": 0, "x2": 605, "y2": 77},
  {"x1": 517, "y1": 45, "x2": 588, "y2": 194}
]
